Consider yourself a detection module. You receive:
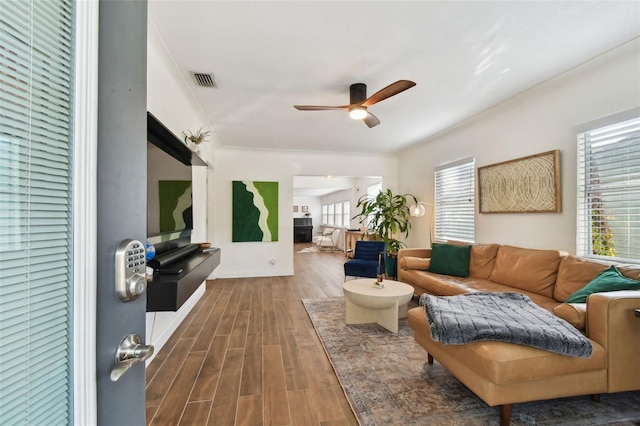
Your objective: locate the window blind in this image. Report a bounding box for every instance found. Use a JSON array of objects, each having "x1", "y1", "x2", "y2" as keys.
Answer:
[
  {"x1": 577, "y1": 116, "x2": 640, "y2": 262},
  {"x1": 434, "y1": 158, "x2": 475, "y2": 243},
  {"x1": 0, "y1": 1, "x2": 75, "y2": 424}
]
